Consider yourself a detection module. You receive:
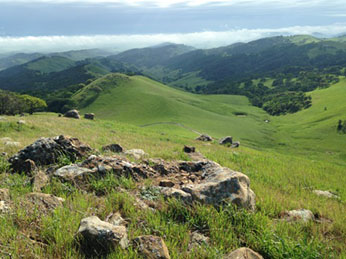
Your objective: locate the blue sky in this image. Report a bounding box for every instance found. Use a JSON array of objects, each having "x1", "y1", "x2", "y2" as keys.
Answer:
[{"x1": 0, "y1": 0, "x2": 345, "y2": 53}]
